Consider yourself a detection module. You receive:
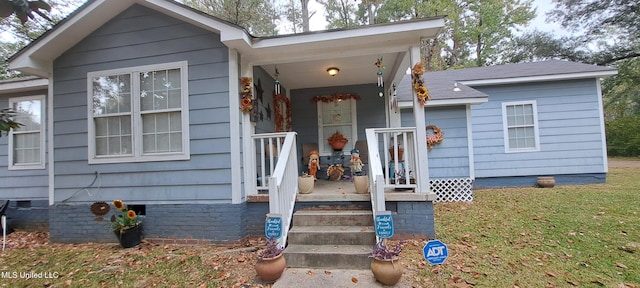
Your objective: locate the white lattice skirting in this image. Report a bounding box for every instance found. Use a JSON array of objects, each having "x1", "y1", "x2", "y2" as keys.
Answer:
[{"x1": 430, "y1": 178, "x2": 474, "y2": 202}]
